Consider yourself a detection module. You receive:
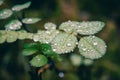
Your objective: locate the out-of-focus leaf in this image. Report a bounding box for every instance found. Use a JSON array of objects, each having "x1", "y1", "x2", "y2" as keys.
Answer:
[
  {"x1": 30, "y1": 54, "x2": 48, "y2": 67},
  {"x1": 5, "y1": 20, "x2": 22, "y2": 30},
  {"x1": 0, "y1": 0, "x2": 4, "y2": 5},
  {"x1": 12, "y1": 1, "x2": 31, "y2": 11},
  {"x1": 78, "y1": 36, "x2": 107, "y2": 59},
  {"x1": 51, "y1": 32, "x2": 77, "y2": 54},
  {"x1": 18, "y1": 30, "x2": 28, "y2": 40},
  {"x1": 22, "y1": 18, "x2": 41, "y2": 24},
  {"x1": 0, "y1": 9, "x2": 13, "y2": 19}
]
